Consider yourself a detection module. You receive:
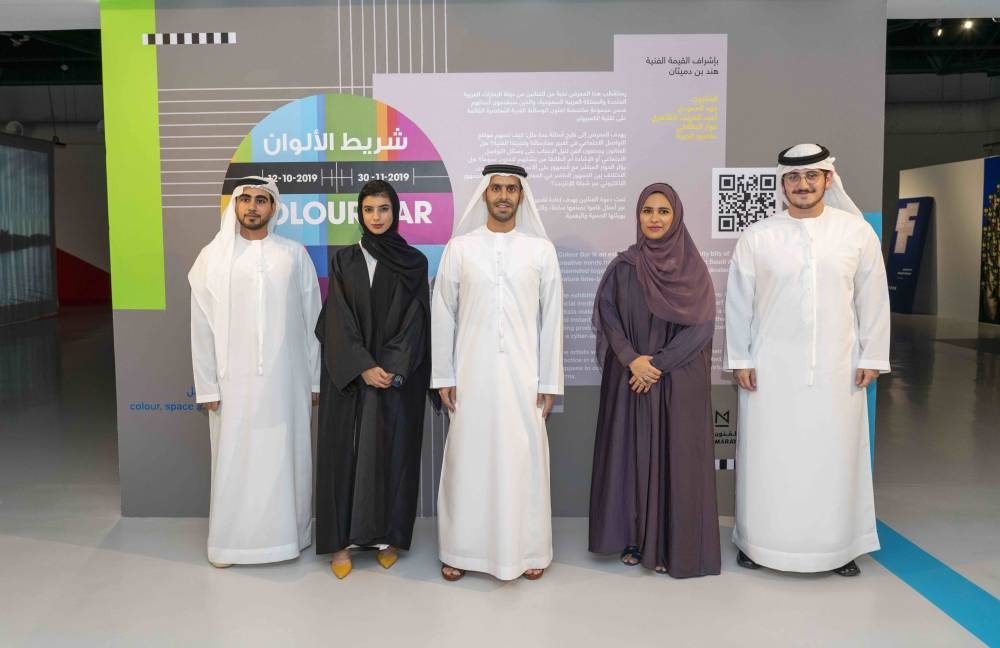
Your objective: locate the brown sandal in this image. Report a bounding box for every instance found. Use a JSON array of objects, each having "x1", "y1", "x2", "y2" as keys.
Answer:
[
  {"x1": 441, "y1": 563, "x2": 465, "y2": 581},
  {"x1": 522, "y1": 568, "x2": 545, "y2": 580}
]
